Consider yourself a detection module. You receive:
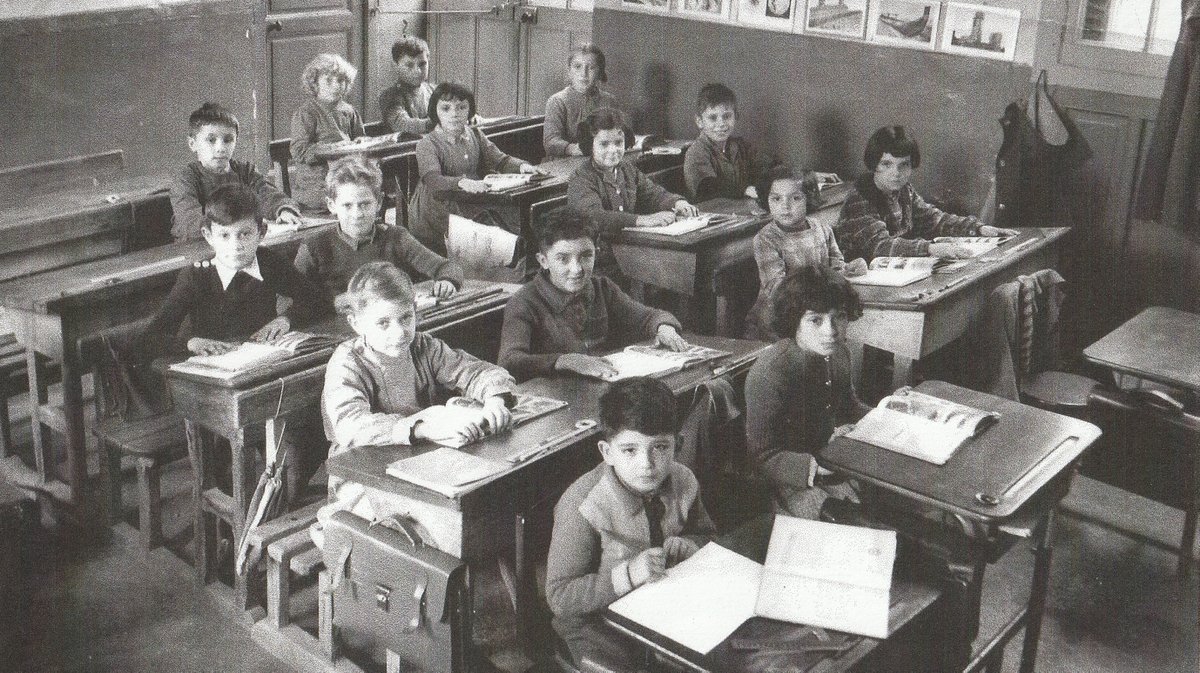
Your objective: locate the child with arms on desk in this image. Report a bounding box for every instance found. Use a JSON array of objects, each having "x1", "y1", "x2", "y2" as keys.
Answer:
[
  {"x1": 546, "y1": 377, "x2": 715, "y2": 670},
  {"x1": 290, "y1": 53, "x2": 369, "y2": 213},
  {"x1": 409, "y1": 82, "x2": 543, "y2": 255},
  {"x1": 294, "y1": 155, "x2": 462, "y2": 303},
  {"x1": 683, "y1": 83, "x2": 760, "y2": 203},
  {"x1": 316, "y1": 262, "x2": 515, "y2": 544},
  {"x1": 835, "y1": 126, "x2": 1016, "y2": 262},
  {"x1": 543, "y1": 43, "x2": 618, "y2": 158},
  {"x1": 171, "y1": 102, "x2": 302, "y2": 242},
  {"x1": 745, "y1": 266, "x2": 871, "y2": 519},
  {"x1": 379, "y1": 36, "x2": 435, "y2": 136}
]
